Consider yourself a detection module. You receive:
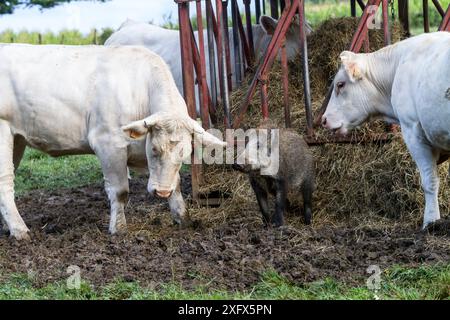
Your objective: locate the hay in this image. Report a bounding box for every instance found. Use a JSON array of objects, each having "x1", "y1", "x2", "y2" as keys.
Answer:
[{"x1": 191, "y1": 17, "x2": 449, "y2": 227}]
